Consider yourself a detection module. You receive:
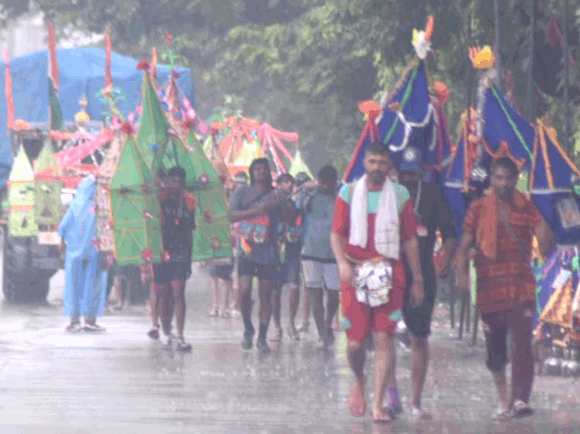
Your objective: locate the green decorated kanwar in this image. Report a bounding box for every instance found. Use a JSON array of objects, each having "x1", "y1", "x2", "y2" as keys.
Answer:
[
  {"x1": 96, "y1": 132, "x2": 164, "y2": 266},
  {"x1": 134, "y1": 70, "x2": 232, "y2": 262}
]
